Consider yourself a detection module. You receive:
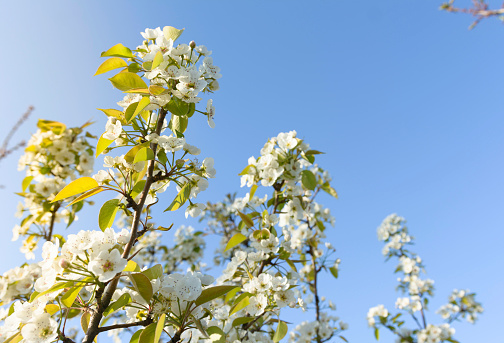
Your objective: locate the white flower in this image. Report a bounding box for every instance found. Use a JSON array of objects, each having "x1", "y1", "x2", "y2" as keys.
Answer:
[
  {"x1": 103, "y1": 118, "x2": 122, "y2": 141},
  {"x1": 88, "y1": 249, "x2": 127, "y2": 282},
  {"x1": 207, "y1": 99, "x2": 215, "y2": 128},
  {"x1": 185, "y1": 203, "x2": 205, "y2": 218},
  {"x1": 20, "y1": 313, "x2": 58, "y2": 343}
]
